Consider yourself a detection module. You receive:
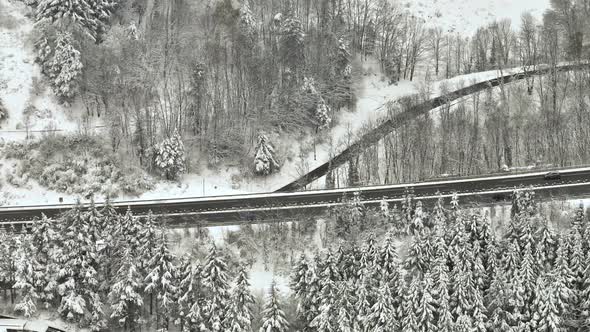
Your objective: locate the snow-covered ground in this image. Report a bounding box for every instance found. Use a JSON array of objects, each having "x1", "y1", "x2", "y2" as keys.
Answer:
[
  {"x1": 0, "y1": 0, "x2": 100, "y2": 141},
  {"x1": 0, "y1": 0, "x2": 554, "y2": 207},
  {"x1": 404, "y1": 0, "x2": 549, "y2": 34}
]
